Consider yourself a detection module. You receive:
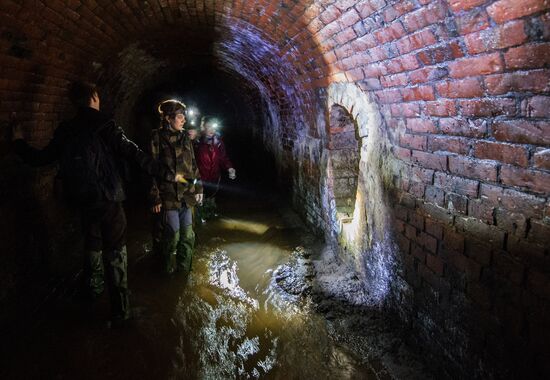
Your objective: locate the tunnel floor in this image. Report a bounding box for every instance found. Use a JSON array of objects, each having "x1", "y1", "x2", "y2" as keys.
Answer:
[{"x1": 1, "y1": 182, "x2": 430, "y2": 380}]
